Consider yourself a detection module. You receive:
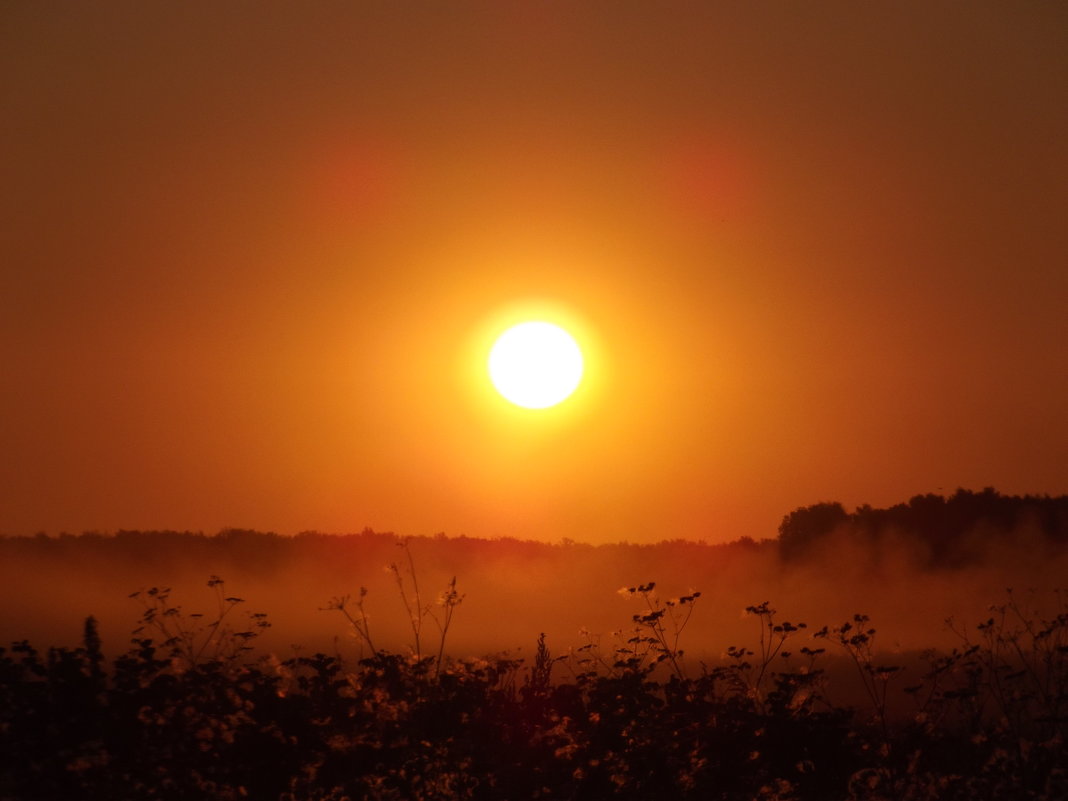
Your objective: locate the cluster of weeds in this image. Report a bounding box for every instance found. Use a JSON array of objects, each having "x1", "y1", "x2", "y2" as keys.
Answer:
[
  {"x1": 710, "y1": 601, "x2": 817, "y2": 716},
  {"x1": 615, "y1": 581, "x2": 700, "y2": 680},
  {"x1": 2, "y1": 571, "x2": 1066, "y2": 800},
  {"x1": 127, "y1": 576, "x2": 270, "y2": 671},
  {"x1": 814, "y1": 613, "x2": 902, "y2": 741},
  {"x1": 324, "y1": 538, "x2": 464, "y2": 677}
]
